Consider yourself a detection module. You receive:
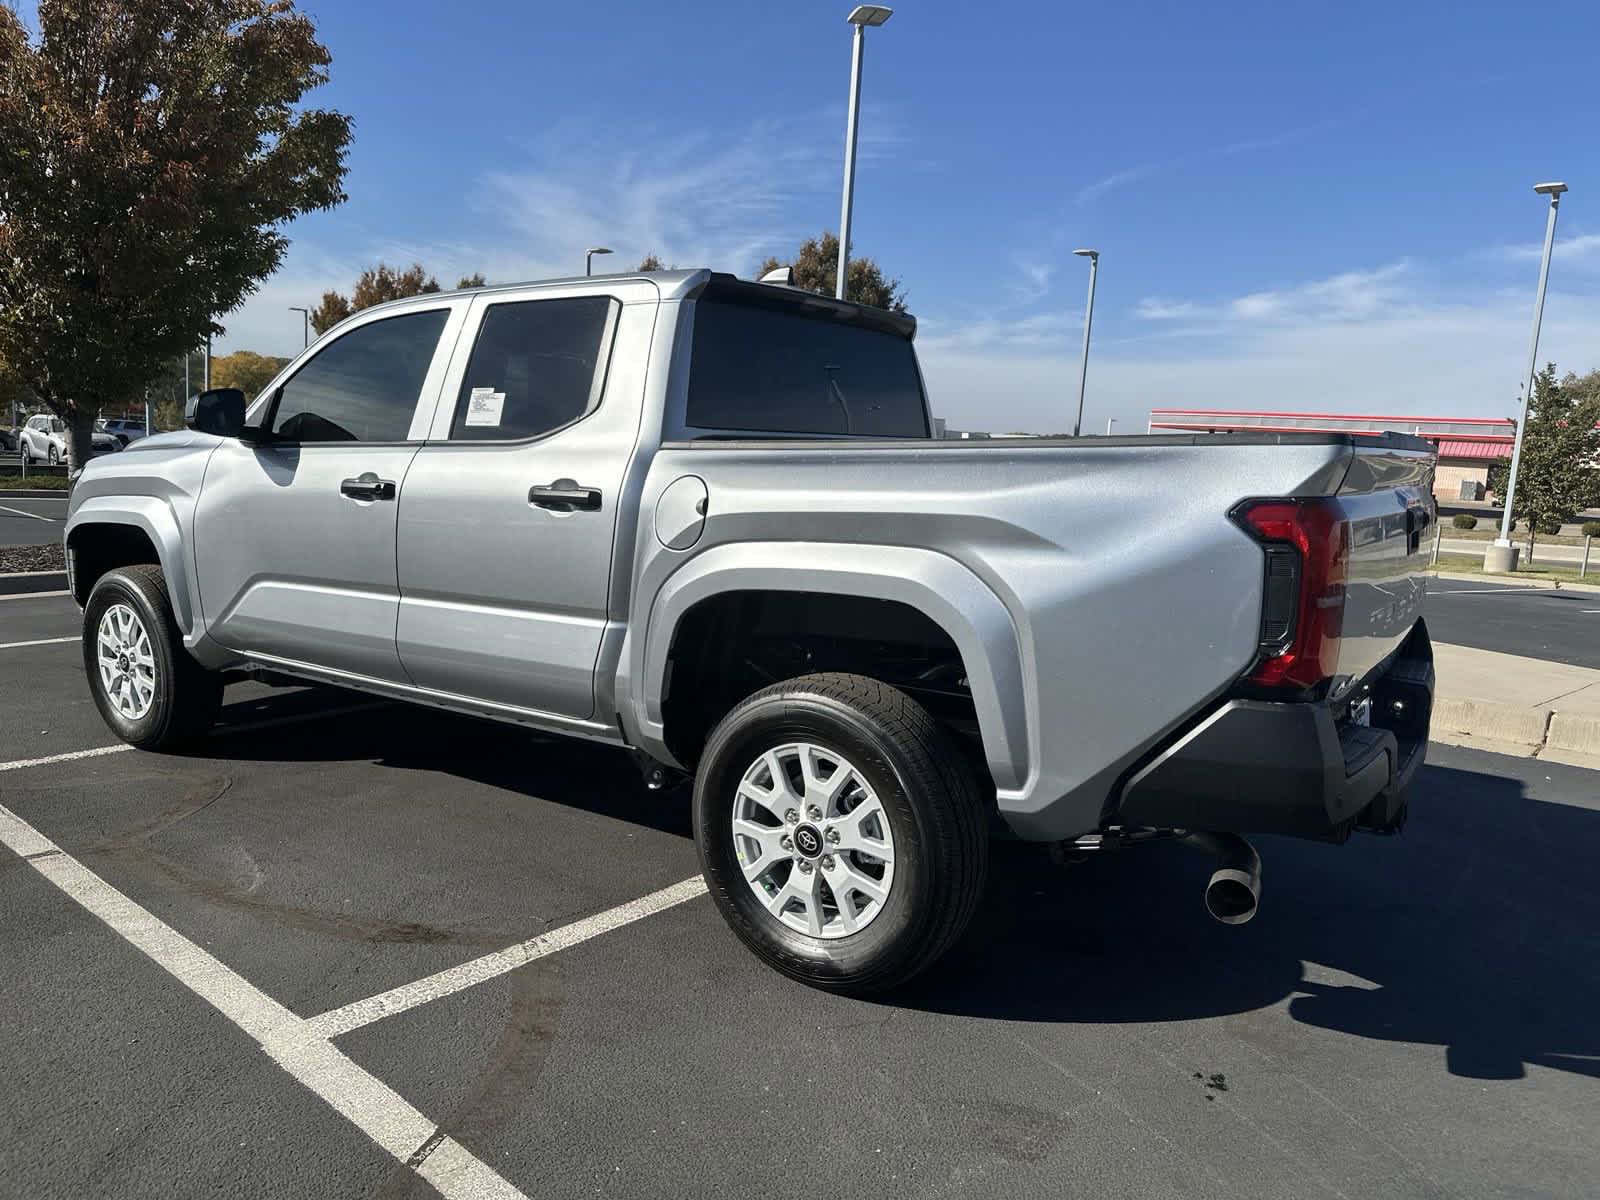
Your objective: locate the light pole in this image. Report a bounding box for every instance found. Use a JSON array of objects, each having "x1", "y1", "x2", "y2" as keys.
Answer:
[
  {"x1": 585, "y1": 247, "x2": 612, "y2": 277},
  {"x1": 1487, "y1": 181, "x2": 1567, "y2": 574},
  {"x1": 1071, "y1": 248, "x2": 1099, "y2": 438},
  {"x1": 836, "y1": 5, "x2": 893, "y2": 301},
  {"x1": 289, "y1": 306, "x2": 311, "y2": 348}
]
